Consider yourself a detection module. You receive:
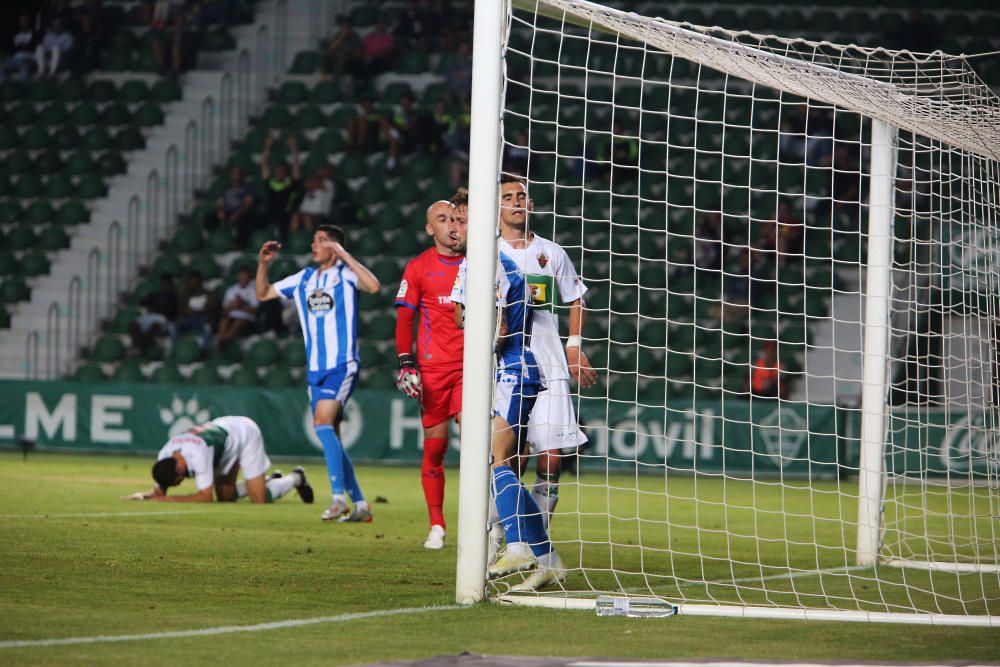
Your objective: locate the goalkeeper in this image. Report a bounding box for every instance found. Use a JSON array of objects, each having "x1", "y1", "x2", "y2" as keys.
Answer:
[
  {"x1": 125, "y1": 416, "x2": 314, "y2": 504},
  {"x1": 394, "y1": 196, "x2": 468, "y2": 550},
  {"x1": 497, "y1": 175, "x2": 596, "y2": 531},
  {"x1": 452, "y1": 249, "x2": 566, "y2": 592}
]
